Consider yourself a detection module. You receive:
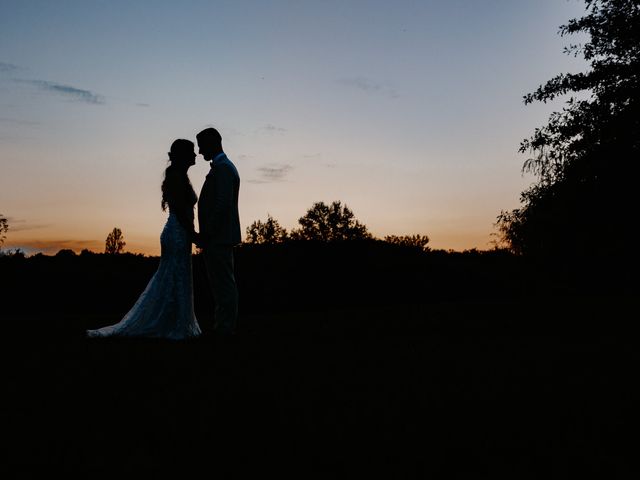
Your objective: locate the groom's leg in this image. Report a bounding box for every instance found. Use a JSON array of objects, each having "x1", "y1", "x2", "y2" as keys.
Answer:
[{"x1": 204, "y1": 245, "x2": 238, "y2": 334}]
